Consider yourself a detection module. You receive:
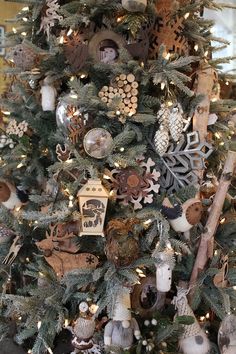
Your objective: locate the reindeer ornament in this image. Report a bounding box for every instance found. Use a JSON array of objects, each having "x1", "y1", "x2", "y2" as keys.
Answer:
[{"x1": 36, "y1": 223, "x2": 99, "y2": 277}]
